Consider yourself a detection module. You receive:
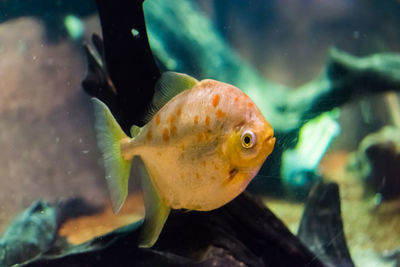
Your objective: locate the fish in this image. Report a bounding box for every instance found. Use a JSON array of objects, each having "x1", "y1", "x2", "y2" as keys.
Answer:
[{"x1": 92, "y1": 71, "x2": 275, "y2": 248}]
